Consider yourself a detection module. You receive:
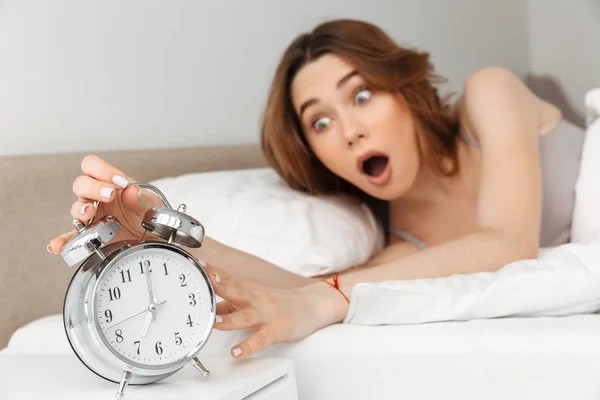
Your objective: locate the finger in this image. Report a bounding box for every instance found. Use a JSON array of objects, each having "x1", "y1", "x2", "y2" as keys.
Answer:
[
  {"x1": 206, "y1": 265, "x2": 251, "y2": 307},
  {"x1": 120, "y1": 184, "x2": 143, "y2": 214},
  {"x1": 214, "y1": 308, "x2": 261, "y2": 331},
  {"x1": 81, "y1": 154, "x2": 132, "y2": 189},
  {"x1": 216, "y1": 301, "x2": 237, "y2": 315},
  {"x1": 121, "y1": 185, "x2": 162, "y2": 215},
  {"x1": 230, "y1": 329, "x2": 272, "y2": 359},
  {"x1": 77, "y1": 195, "x2": 95, "y2": 203},
  {"x1": 72, "y1": 175, "x2": 118, "y2": 203},
  {"x1": 48, "y1": 230, "x2": 78, "y2": 255},
  {"x1": 203, "y1": 263, "x2": 229, "y2": 283},
  {"x1": 70, "y1": 200, "x2": 97, "y2": 222}
]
